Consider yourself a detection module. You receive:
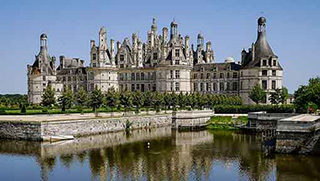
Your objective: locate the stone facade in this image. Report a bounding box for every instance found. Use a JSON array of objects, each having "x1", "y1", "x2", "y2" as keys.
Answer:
[{"x1": 27, "y1": 17, "x2": 283, "y2": 105}]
